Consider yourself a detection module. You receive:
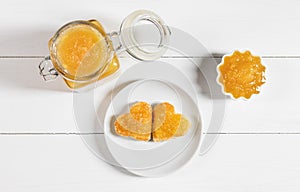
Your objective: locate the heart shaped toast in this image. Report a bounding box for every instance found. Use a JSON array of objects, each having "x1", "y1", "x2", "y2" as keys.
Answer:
[
  {"x1": 114, "y1": 102, "x2": 190, "y2": 142},
  {"x1": 152, "y1": 102, "x2": 190, "y2": 142},
  {"x1": 114, "y1": 102, "x2": 152, "y2": 141}
]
